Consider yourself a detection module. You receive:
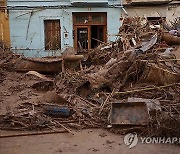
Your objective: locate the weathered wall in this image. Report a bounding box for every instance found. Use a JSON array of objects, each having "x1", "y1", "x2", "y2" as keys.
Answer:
[
  {"x1": 122, "y1": 4, "x2": 180, "y2": 24},
  {"x1": 0, "y1": 0, "x2": 10, "y2": 46},
  {"x1": 7, "y1": 0, "x2": 122, "y2": 57},
  {"x1": 166, "y1": 4, "x2": 180, "y2": 23},
  {"x1": 122, "y1": 6, "x2": 167, "y2": 17}
]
